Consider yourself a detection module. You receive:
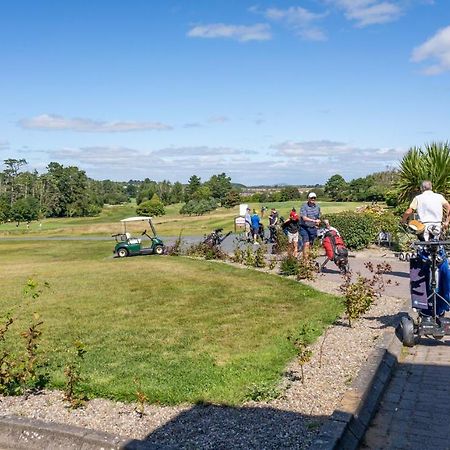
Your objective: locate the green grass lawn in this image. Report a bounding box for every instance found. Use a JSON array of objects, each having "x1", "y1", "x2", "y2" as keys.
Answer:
[
  {"x1": 0, "y1": 200, "x2": 370, "y2": 237},
  {"x1": 0, "y1": 240, "x2": 343, "y2": 405}
]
